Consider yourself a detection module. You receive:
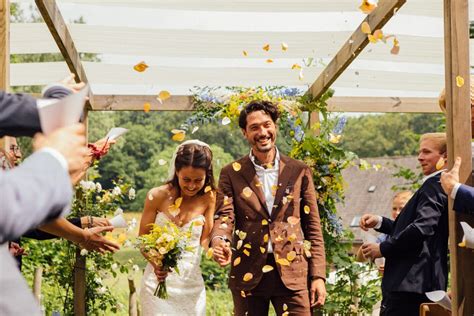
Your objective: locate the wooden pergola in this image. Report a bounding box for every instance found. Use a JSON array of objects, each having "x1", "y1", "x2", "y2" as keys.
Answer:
[{"x1": 1, "y1": 0, "x2": 473, "y2": 314}]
